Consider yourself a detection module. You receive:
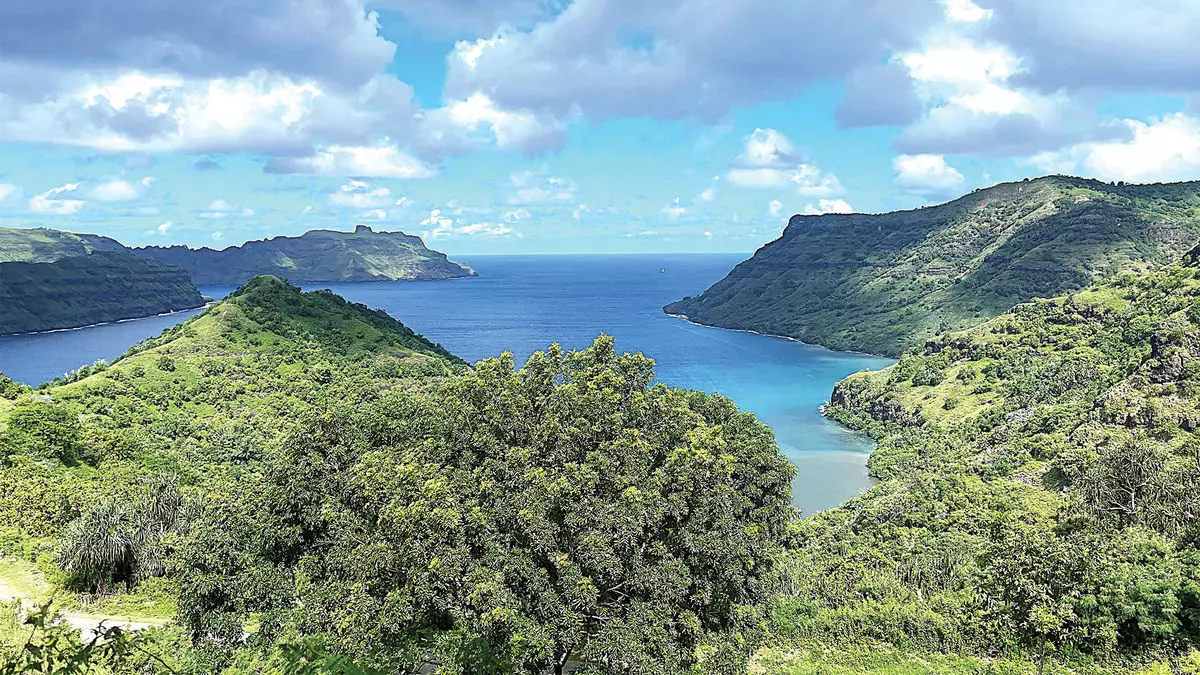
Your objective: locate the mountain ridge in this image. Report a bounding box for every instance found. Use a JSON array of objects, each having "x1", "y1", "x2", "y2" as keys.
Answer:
[{"x1": 666, "y1": 175, "x2": 1200, "y2": 356}]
